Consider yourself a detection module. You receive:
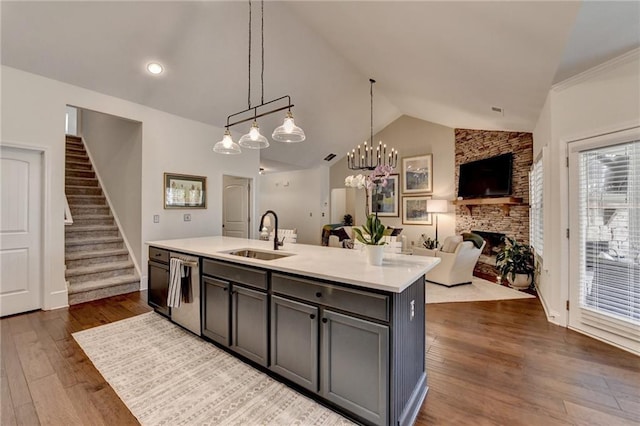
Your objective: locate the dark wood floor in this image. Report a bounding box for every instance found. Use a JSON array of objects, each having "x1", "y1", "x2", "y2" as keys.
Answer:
[{"x1": 1, "y1": 292, "x2": 638, "y2": 425}]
